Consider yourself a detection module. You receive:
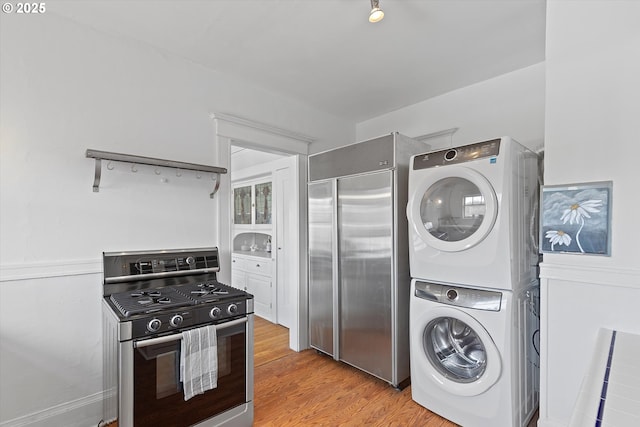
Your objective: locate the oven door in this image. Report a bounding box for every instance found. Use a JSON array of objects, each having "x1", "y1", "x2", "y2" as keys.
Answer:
[{"x1": 118, "y1": 316, "x2": 253, "y2": 427}]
